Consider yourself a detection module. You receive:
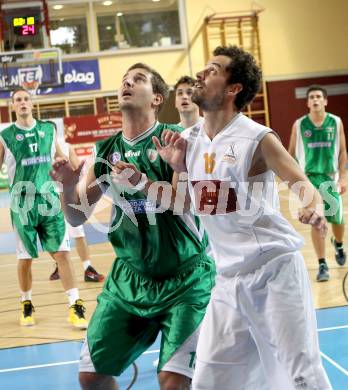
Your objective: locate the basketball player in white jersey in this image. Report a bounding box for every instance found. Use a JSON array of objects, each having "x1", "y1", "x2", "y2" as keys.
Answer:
[
  {"x1": 50, "y1": 138, "x2": 104, "y2": 283},
  {"x1": 146, "y1": 46, "x2": 332, "y2": 389}
]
